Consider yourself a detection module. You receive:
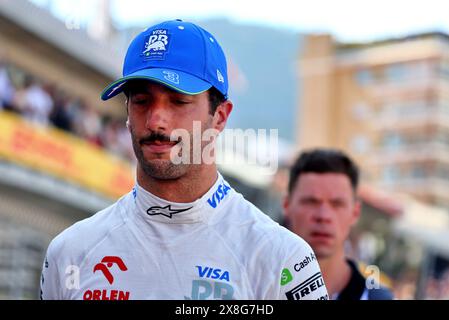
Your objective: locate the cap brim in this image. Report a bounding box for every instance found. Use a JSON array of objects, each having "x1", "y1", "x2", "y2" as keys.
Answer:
[{"x1": 100, "y1": 68, "x2": 212, "y2": 101}]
